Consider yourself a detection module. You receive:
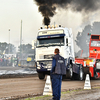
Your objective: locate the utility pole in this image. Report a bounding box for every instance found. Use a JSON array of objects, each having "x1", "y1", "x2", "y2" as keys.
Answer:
[
  {"x1": 9, "y1": 29, "x2": 10, "y2": 54},
  {"x1": 20, "y1": 20, "x2": 22, "y2": 59},
  {"x1": 54, "y1": 22, "x2": 55, "y2": 27}
]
